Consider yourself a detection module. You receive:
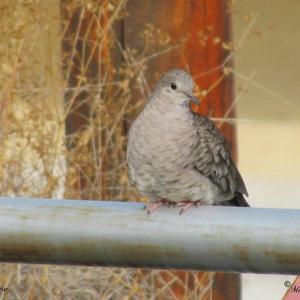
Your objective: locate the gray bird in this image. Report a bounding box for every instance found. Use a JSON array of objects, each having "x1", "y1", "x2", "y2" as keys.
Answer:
[{"x1": 127, "y1": 69, "x2": 249, "y2": 214}]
